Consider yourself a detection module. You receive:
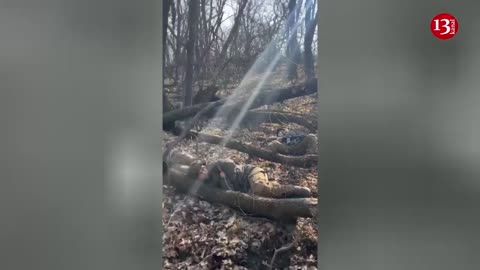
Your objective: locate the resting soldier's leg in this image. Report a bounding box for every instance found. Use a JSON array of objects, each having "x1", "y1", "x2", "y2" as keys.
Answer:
[
  {"x1": 303, "y1": 134, "x2": 318, "y2": 155},
  {"x1": 266, "y1": 140, "x2": 290, "y2": 155},
  {"x1": 287, "y1": 134, "x2": 318, "y2": 155},
  {"x1": 248, "y1": 167, "x2": 311, "y2": 198},
  {"x1": 267, "y1": 134, "x2": 318, "y2": 156}
]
